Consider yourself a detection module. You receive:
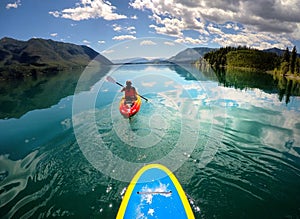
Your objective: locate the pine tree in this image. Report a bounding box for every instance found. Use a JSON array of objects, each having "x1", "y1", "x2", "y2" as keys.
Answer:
[
  {"x1": 282, "y1": 47, "x2": 290, "y2": 63},
  {"x1": 290, "y1": 46, "x2": 297, "y2": 74},
  {"x1": 296, "y1": 58, "x2": 300, "y2": 74}
]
